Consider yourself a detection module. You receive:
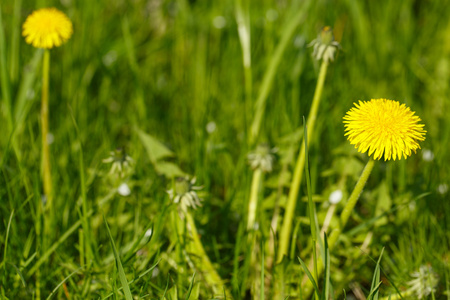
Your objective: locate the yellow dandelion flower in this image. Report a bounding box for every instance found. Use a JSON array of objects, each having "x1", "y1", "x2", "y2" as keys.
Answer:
[
  {"x1": 343, "y1": 99, "x2": 426, "y2": 161},
  {"x1": 22, "y1": 8, "x2": 73, "y2": 49}
]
